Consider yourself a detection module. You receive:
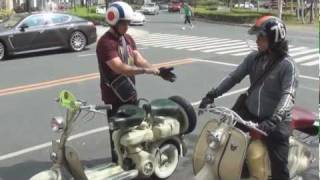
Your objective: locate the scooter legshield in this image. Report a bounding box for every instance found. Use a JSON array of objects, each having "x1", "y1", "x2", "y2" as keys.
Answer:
[{"x1": 193, "y1": 119, "x2": 249, "y2": 180}]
